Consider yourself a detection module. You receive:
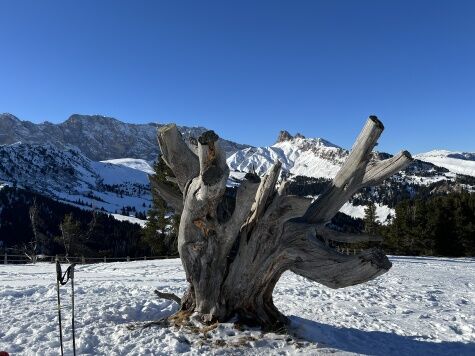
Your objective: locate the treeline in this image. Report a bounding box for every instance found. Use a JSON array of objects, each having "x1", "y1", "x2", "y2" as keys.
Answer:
[
  {"x1": 380, "y1": 191, "x2": 475, "y2": 257},
  {"x1": 0, "y1": 186, "x2": 159, "y2": 257}
]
